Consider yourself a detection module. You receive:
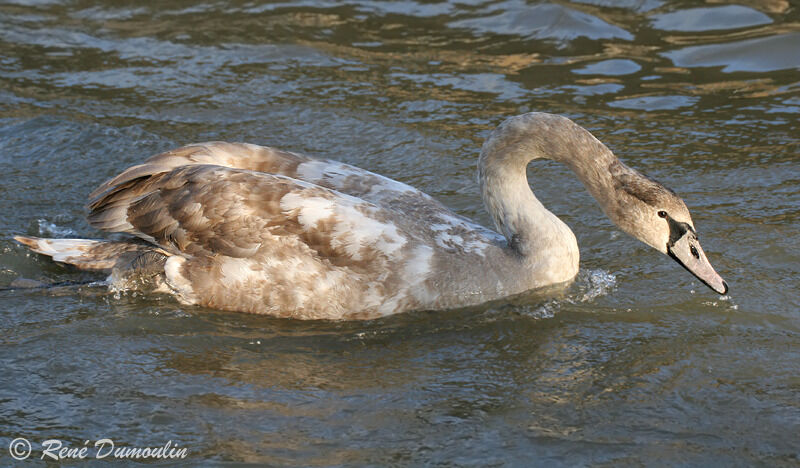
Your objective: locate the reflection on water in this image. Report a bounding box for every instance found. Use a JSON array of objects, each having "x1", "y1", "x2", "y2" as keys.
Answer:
[
  {"x1": 0, "y1": 0, "x2": 798, "y2": 465},
  {"x1": 651, "y1": 5, "x2": 772, "y2": 31}
]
